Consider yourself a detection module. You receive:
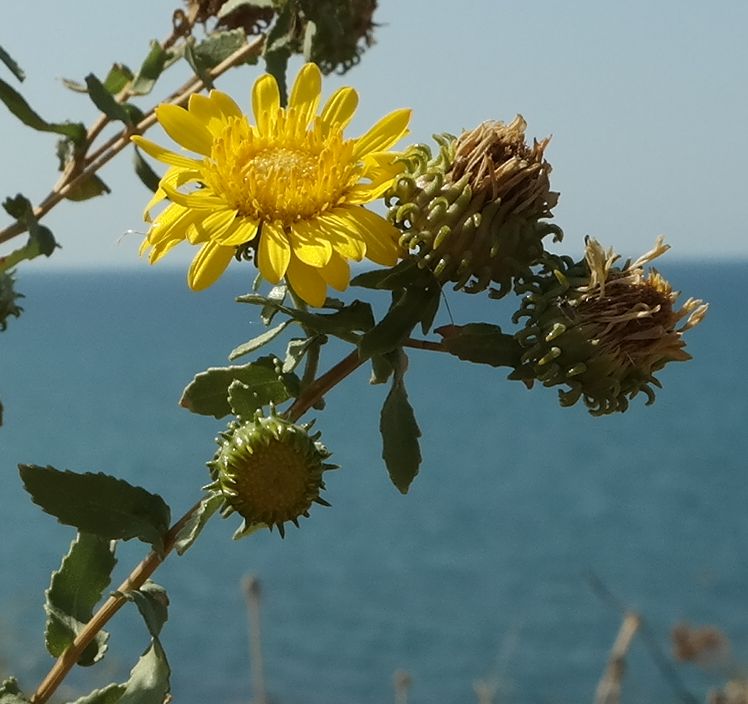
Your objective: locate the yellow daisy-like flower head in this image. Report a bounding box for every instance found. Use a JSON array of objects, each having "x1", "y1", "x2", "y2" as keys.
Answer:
[{"x1": 132, "y1": 63, "x2": 412, "y2": 306}]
